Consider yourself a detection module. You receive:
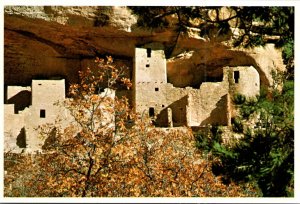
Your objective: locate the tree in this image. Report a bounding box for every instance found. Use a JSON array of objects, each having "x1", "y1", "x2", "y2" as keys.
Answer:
[
  {"x1": 208, "y1": 72, "x2": 294, "y2": 197},
  {"x1": 4, "y1": 57, "x2": 259, "y2": 197}
]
